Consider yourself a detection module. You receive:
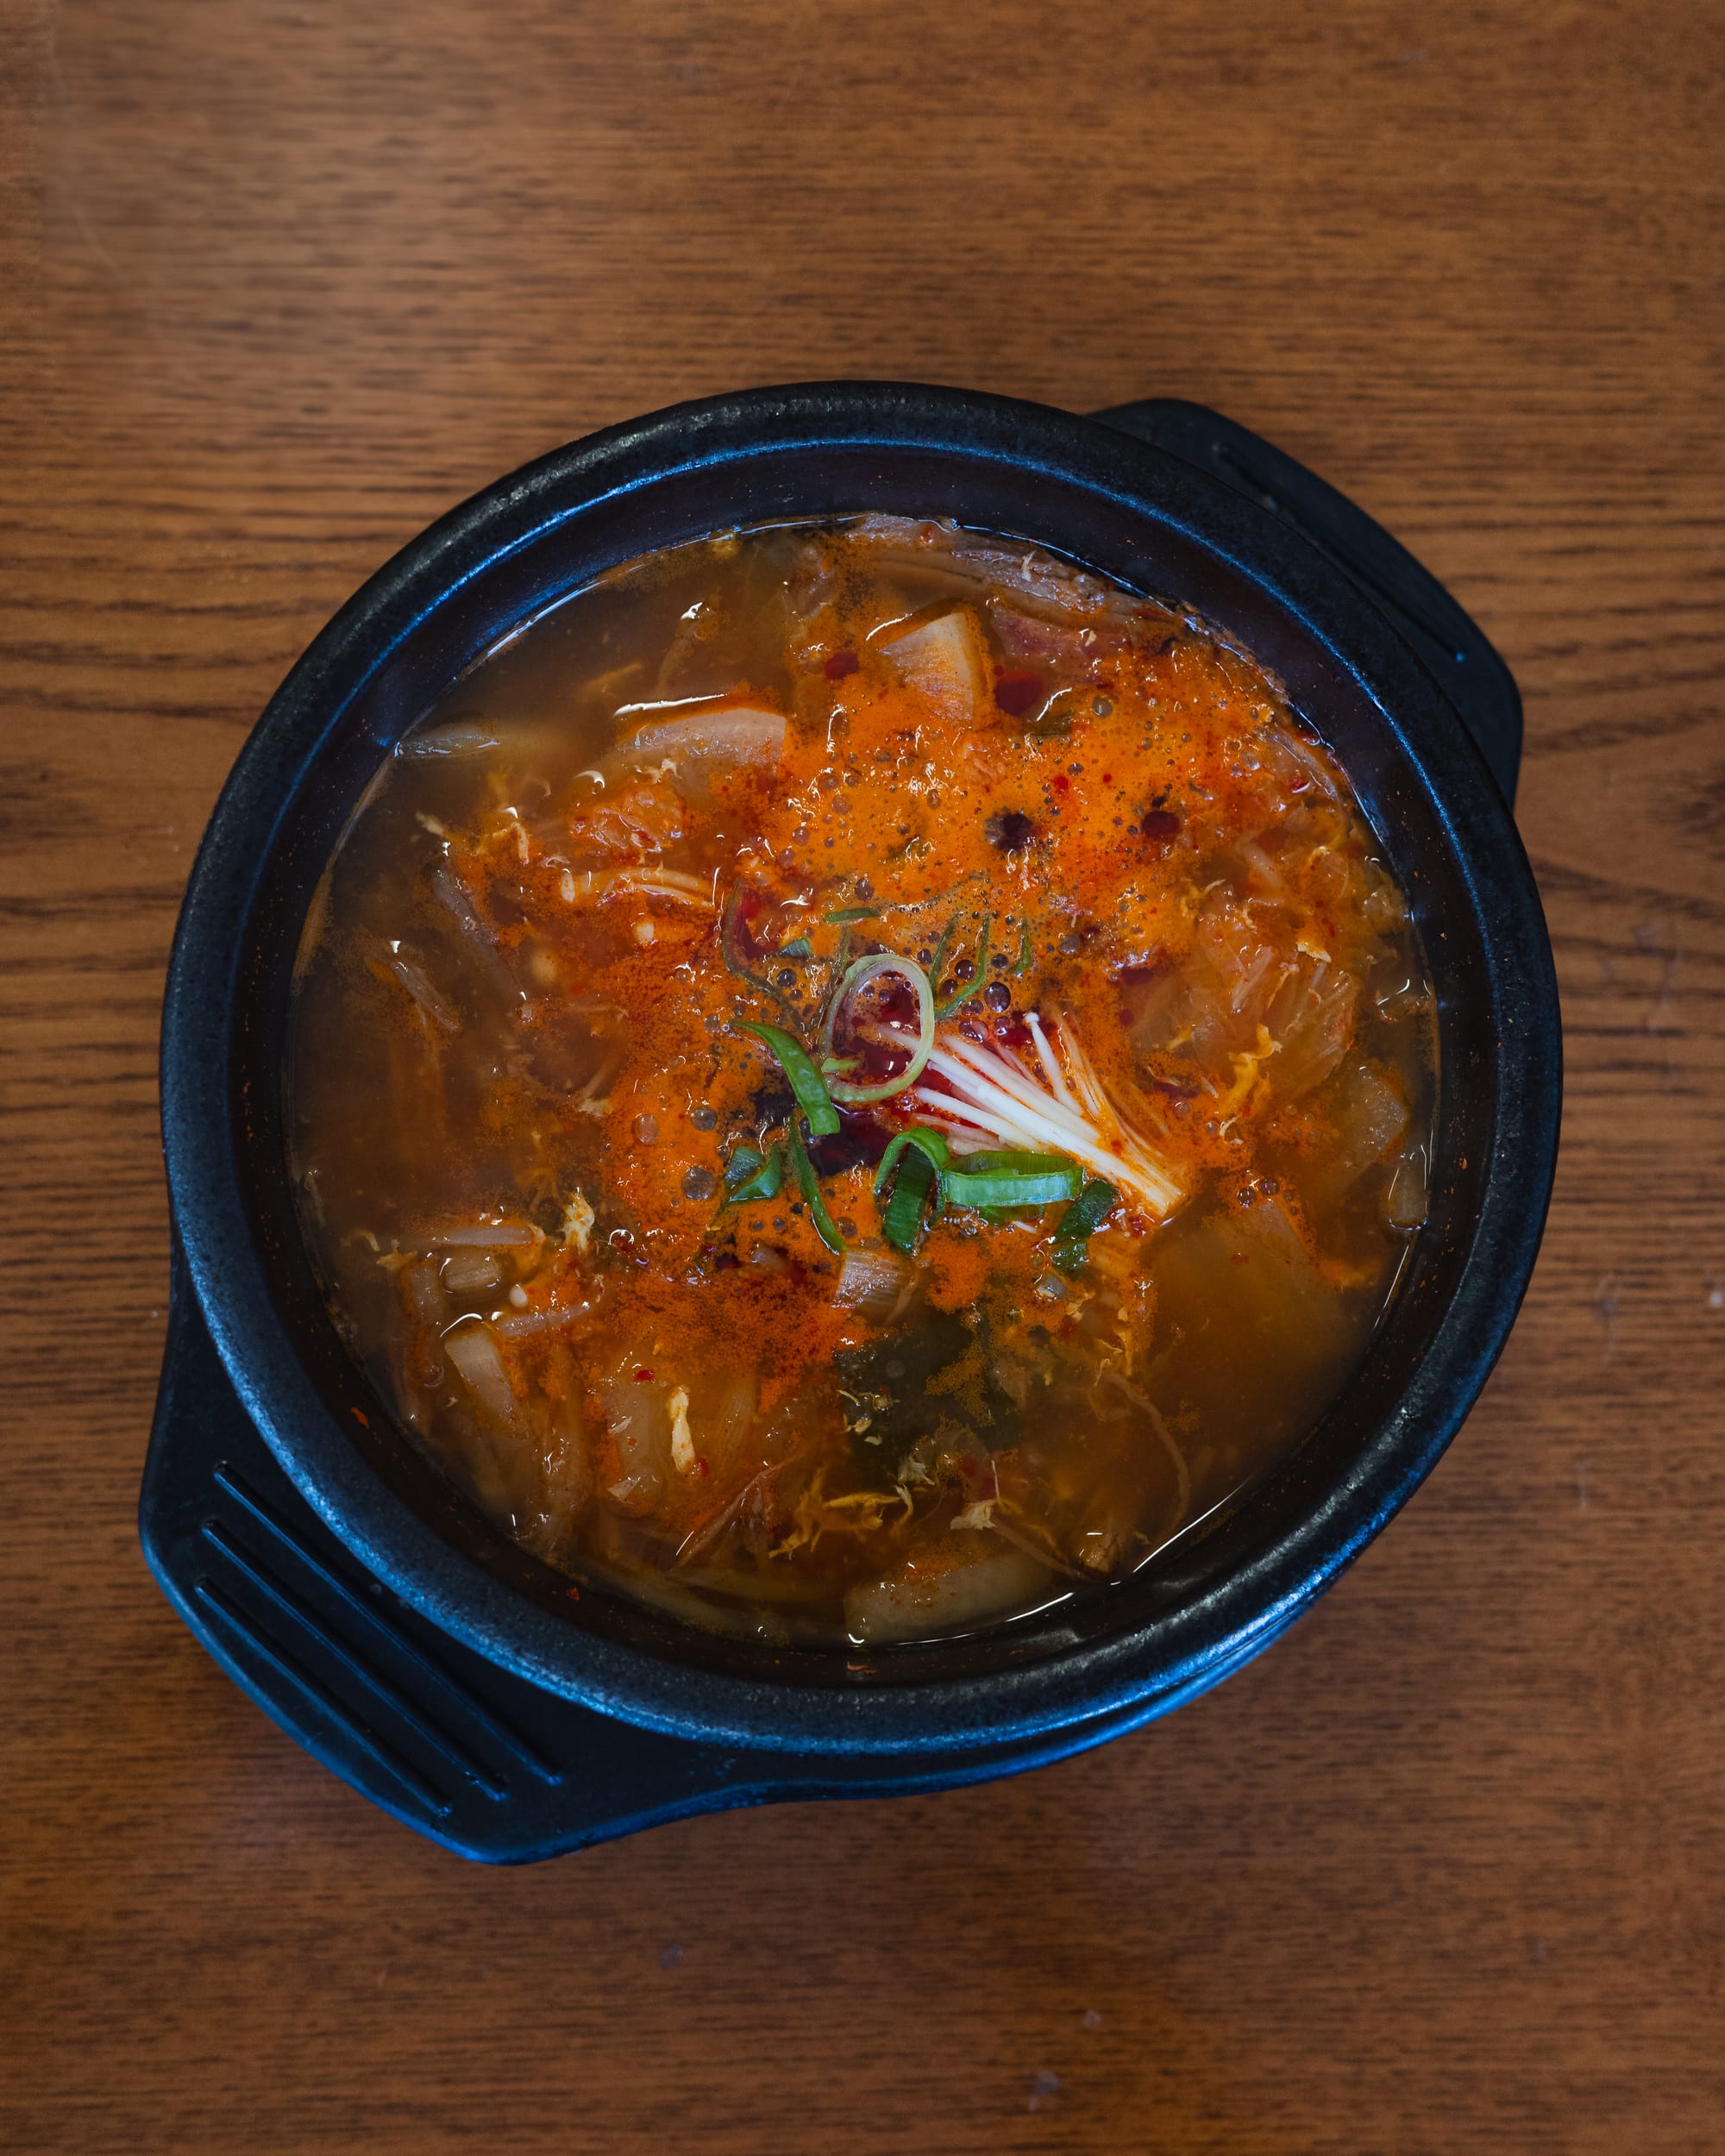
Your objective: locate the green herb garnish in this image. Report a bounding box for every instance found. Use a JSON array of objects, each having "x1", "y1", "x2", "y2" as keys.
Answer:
[
  {"x1": 719, "y1": 882, "x2": 800, "y2": 1024},
  {"x1": 942, "y1": 1149, "x2": 1082, "y2": 1210},
  {"x1": 1051, "y1": 1177, "x2": 1120, "y2": 1274},
  {"x1": 935, "y1": 916, "x2": 991, "y2": 1016},
  {"x1": 787, "y1": 1114, "x2": 845, "y2": 1255},
  {"x1": 874, "y1": 1127, "x2": 954, "y2": 1211},
  {"x1": 723, "y1": 1142, "x2": 786, "y2": 1204},
  {"x1": 734, "y1": 1020, "x2": 841, "y2": 1138},
  {"x1": 926, "y1": 918, "x2": 956, "y2": 990},
  {"x1": 879, "y1": 1142, "x2": 939, "y2": 1253}
]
